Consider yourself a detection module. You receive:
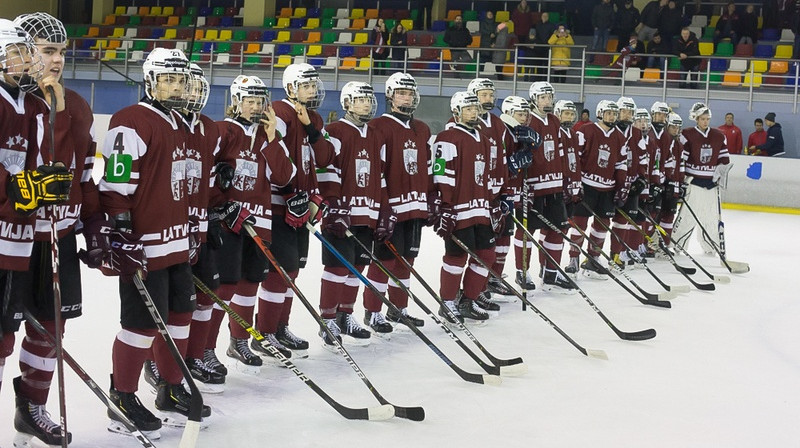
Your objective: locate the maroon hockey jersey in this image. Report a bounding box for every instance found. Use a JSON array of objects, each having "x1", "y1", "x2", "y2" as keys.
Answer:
[
  {"x1": 217, "y1": 118, "x2": 296, "y2": 241},
  {"x1": 271, "y1": 99, "x2": 335, "y2": 216},
  {"x1": 523, "y1": 112, "x2": 567, "y2": 196},
  {"x1": 369, "y1": 114, "x2": 432, "y2": 222},
  {"x1": 432, "y1": 124, "x2": 492, "y2": 230},
  {"x1": 680, "y1": 126, "x2": 730, "y2": 181},
  {"x1": 576, "y1": 122, "x2": 628, "y2": 191},
  {"x1": 181, "y1": 112, "x2": 221, "y2": 242},
  {"x1": 319, "y1": 119, "x2": 386, "y2": 229},
  {"x1": 559, "y1": 126, "x2": 582, "y2": 187}
]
